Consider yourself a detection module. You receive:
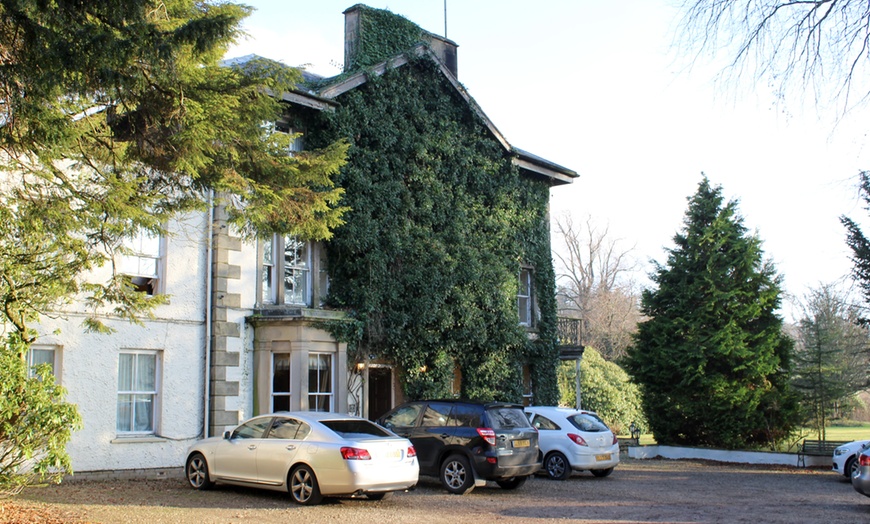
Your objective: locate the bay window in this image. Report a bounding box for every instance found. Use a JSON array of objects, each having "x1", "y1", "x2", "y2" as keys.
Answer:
[
  {"x1": 260, "y1": 235, "x2": 328, "y2": 307},
  {"x1": 308, "y1": 353, "x2": 333, "y2": 412},
  {"x1": 272, "y1": 353, "x2": 292, "y2": 412}
]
